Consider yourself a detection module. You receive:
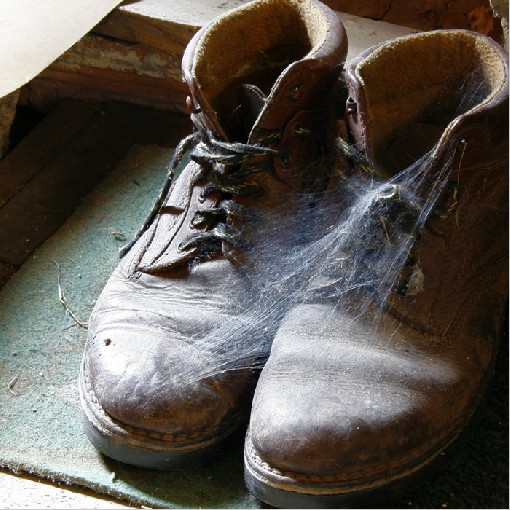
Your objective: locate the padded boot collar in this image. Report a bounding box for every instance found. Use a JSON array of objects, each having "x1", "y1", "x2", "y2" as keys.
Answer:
[
  {"x1": 343, "y1": 30, "x2": 508, "y2": 177},
  {"x1": 182, "y1": 0, "x2": 347, "y2": 142}
]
